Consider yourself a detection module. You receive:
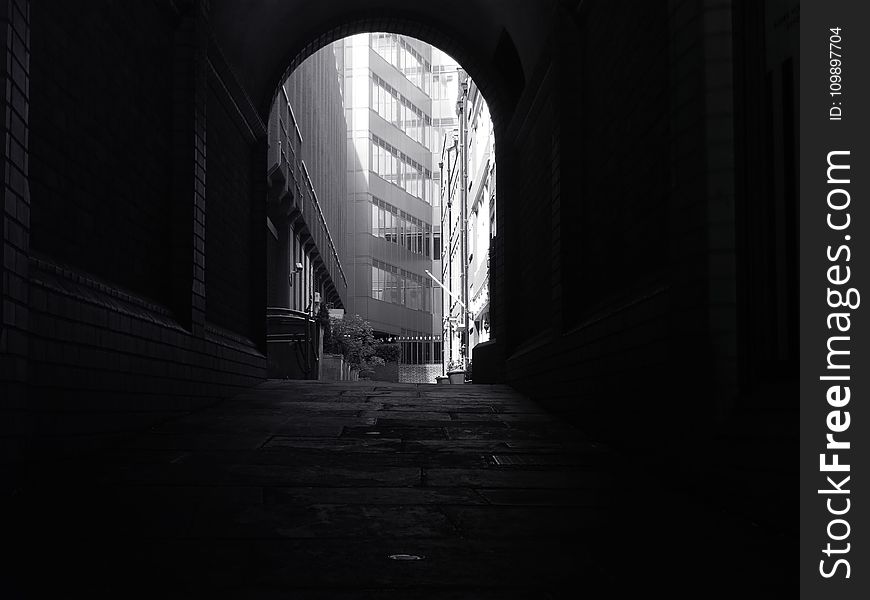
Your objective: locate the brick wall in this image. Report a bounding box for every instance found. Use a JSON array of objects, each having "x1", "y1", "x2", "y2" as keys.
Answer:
[
  {"x1": 205, "y1": 78, "x2": 253, "y2": 337},
  {"x1": 399, "y1": 363, "x2": 441, "y2": 384},
  {"x1": 29, "y1": 0, "x2": 174, "y2": 305},
  {"x1": 0, "y1": 0, "x2": 30, "y2": 468},
  {"x1": 9, "y1": 0, "x2": 269, "y2": 460}
]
